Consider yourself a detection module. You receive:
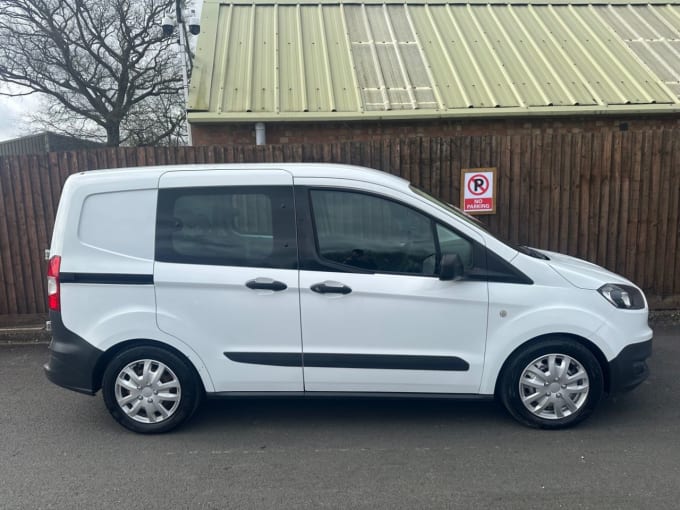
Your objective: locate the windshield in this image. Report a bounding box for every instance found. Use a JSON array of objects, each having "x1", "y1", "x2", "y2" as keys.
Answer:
[
  {"x1": 410, "y1": 185, "x2": 497, "y2": 235},
  {"x1": 409, "y1": 185, "x2": 548, "y2": 259}
]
